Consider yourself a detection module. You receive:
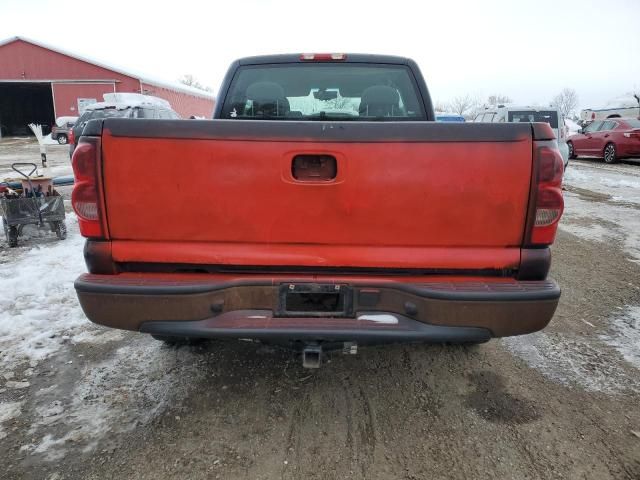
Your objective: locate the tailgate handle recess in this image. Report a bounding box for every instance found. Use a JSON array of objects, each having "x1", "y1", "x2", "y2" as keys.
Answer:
[{"x1": 292, "y1": 155, "x2": 337, "y2": 181}]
